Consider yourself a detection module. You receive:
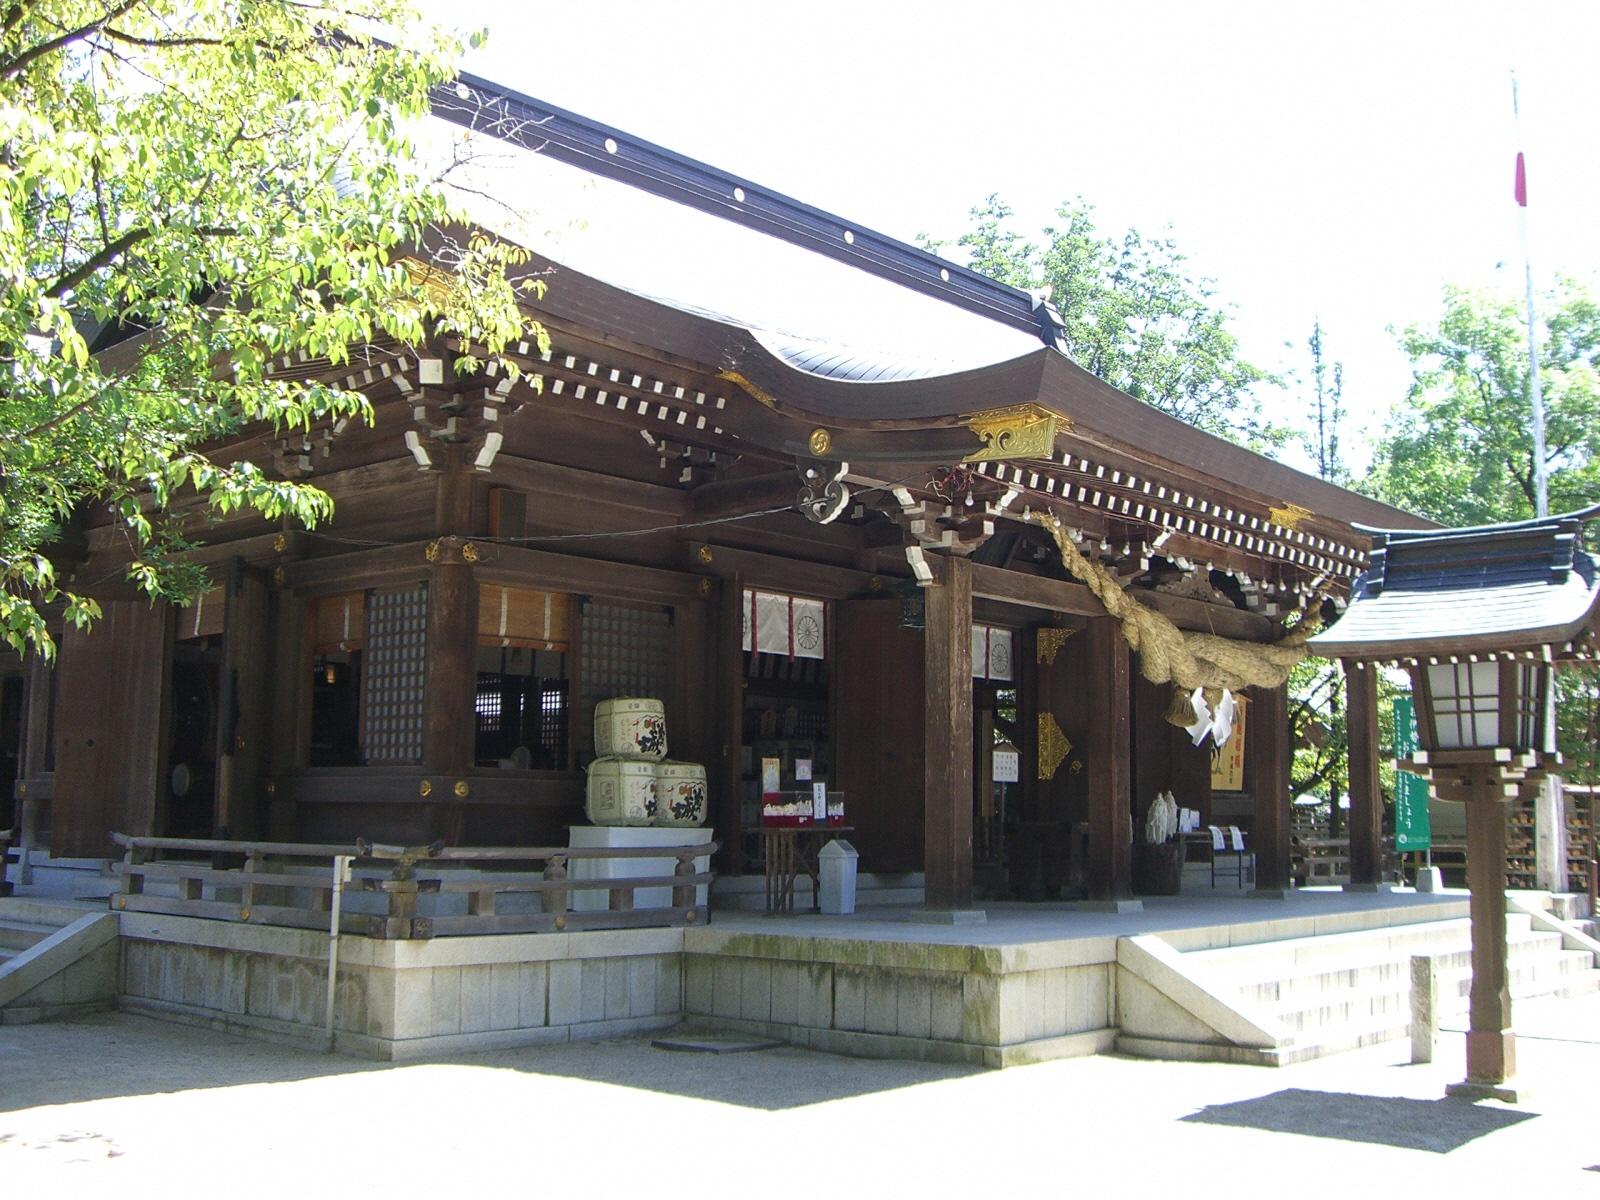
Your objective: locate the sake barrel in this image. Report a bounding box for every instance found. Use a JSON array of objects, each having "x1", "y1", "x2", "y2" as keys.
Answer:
[
  {"x1": 652, "y1": 760, "x2": 709, "y2": 828},
  {"x1": 585, "y1": 756, "x2": 657, "y2": 826},
  {"x1": 593, "y1": 697, "x2": 668, "y2": 760}
]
